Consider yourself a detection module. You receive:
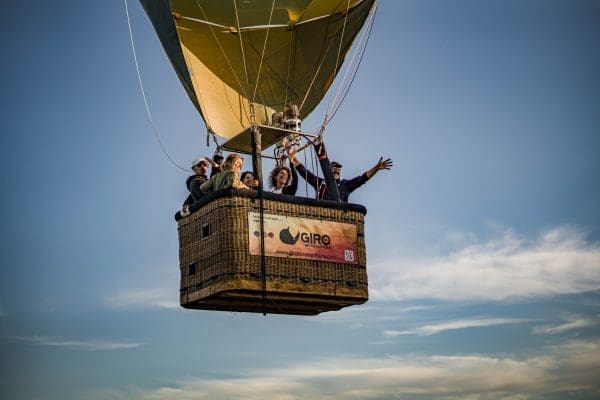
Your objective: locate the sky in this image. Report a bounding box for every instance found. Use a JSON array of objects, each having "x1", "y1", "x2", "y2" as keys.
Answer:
[{"x1": 1, "y1": 0, "x2": 599, "y2": 399}]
